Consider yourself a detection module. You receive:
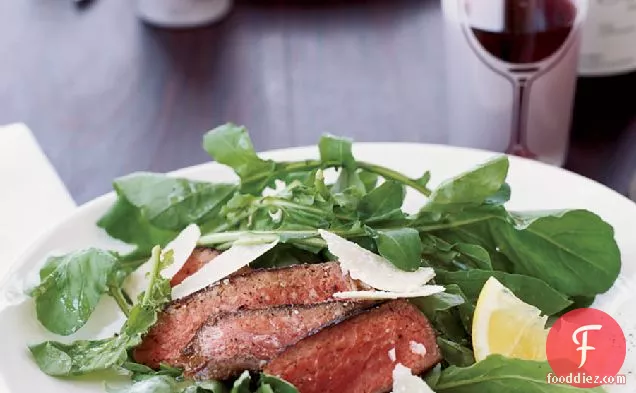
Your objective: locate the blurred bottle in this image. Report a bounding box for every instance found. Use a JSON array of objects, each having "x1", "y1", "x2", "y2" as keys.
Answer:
[{"x1": 571, "y1": 0, "x2": 636, "y2": 142}]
